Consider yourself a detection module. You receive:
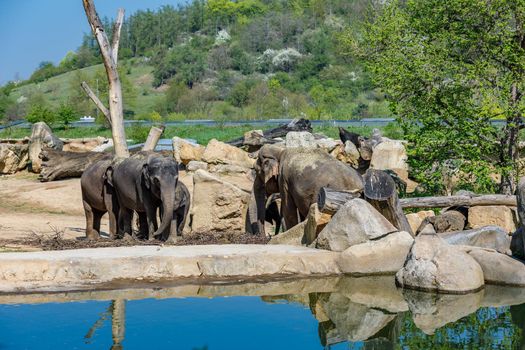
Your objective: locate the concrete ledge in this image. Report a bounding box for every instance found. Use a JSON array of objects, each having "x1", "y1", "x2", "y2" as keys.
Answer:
[{"x1": 0, "y1": 245, "x2": 341, "y2": 293}]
